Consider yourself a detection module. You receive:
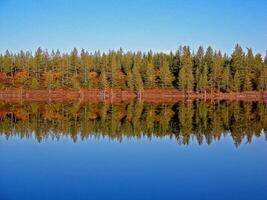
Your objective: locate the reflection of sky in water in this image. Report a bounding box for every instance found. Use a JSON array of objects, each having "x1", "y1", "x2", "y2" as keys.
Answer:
[{"x1": 0, "y1": 134, "x2": 266, "y2": 200}]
